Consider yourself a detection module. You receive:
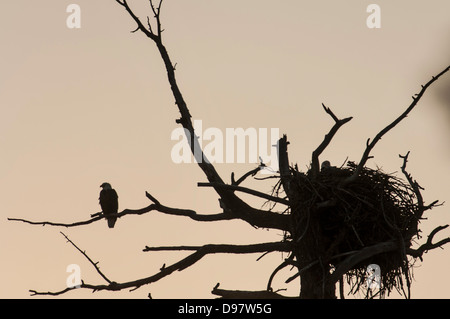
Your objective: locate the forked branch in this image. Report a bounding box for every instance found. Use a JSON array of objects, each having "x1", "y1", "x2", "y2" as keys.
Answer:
[
  {"x1": 311, "y1": 104, "x2": 352, "y2": 178},
  {"x1": 407, "y1": 225, "x2": 450, "y2": 261},
  {"x1": 197, "y1": 182, "x2": 290, "y2": 206},
  {"x1": 30, "y1": 236, "x2": 291, "y2": 296},
  {"x1": 8, "y1": 192, "x2": 231, "y2": 227},
  {"x1": 342, "y1": 65, "x2": 450, "y2": 186},
  {"x1": 399, "y1": 152, "x2": 442, "y2": 221}
]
